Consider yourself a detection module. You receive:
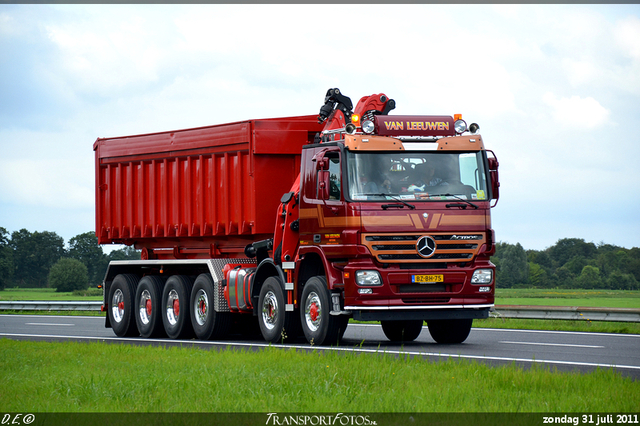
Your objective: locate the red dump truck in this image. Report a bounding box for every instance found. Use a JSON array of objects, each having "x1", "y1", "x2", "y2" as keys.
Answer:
[{"x1": 95, "y1": 88, "x2": 500, "y2": 345}]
